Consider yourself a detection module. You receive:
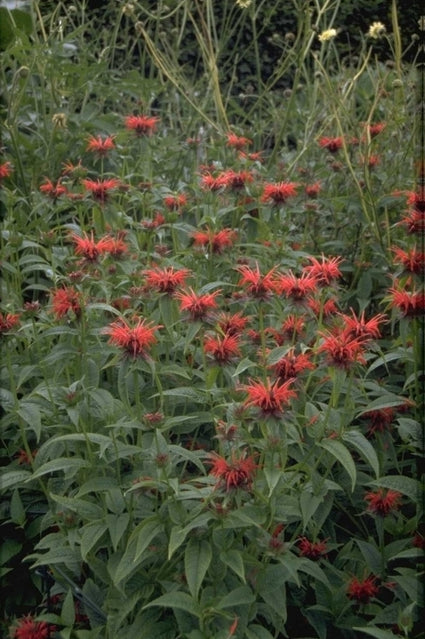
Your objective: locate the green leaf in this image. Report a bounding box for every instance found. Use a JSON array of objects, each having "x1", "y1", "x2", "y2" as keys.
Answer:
[
  {"x1": 0, "y1": 470, "x2": 32, "y2": 490},
  {"x1": 184, "y1": 538, "x2": 212, "y2": 600},
  {"x1": 80, "y1": 522, "x2": 108, "y2": 561},
  {"x1": 168, "y1": 525, "x2": 189, "y2": 559},
  {"x1": 61, "y1": 589, "x2": 76, "y2": 627},
  {"x1": 129, "y1": 517, "x2": 163, "y2": 563},
  {"x1": 342, "y1": 429, "x2": 380, "y2": 478},
  {"x1": 219, "y1": 549, "x2": 246, "y2": 583},
  {"x1": 368, "y1": 476, "x2": 422, "y2": 502},
  {"x1": 319, "y1": 439, "x2": 356, "y2": 492},
  {"x1": 17, "y1": 401, "x2": 42, "y2": 441},
  {"x1": 10, "y1": 490, "x2": 26, "y2": 526},
  {"x1": 246, "y1": 625, "x2": 275, "y2": 639},
  {"x1": 353, "y1": 628, "x2": 403, "y2": 639},
  {"x1": 355, "y1": 540, "x2": 381, "y2": 575},
  {"x1": 216, "y1": 585, "x2": 255, "y2": 609},
  {"x1": 0, "y1": 8, "x2": 33, "y2": 50},
  {"x1": 49, "y1": 493, "x2": 104, "y2": 520},
  {"x1": 143, "y1": 591, "x2": 201, "y2": 618},
  {"x1": 357, "y1": 394, "x2": 411, "y2": 416},
  {"x1": 106, "y1": 513, "x2": 130, "y2": 551},
  {"x1": 29, "y1": 458, "x2": 89, "y2": 480},
  {"x1": 300, "y1": 492, "x2": 322, "y2": 530}
]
